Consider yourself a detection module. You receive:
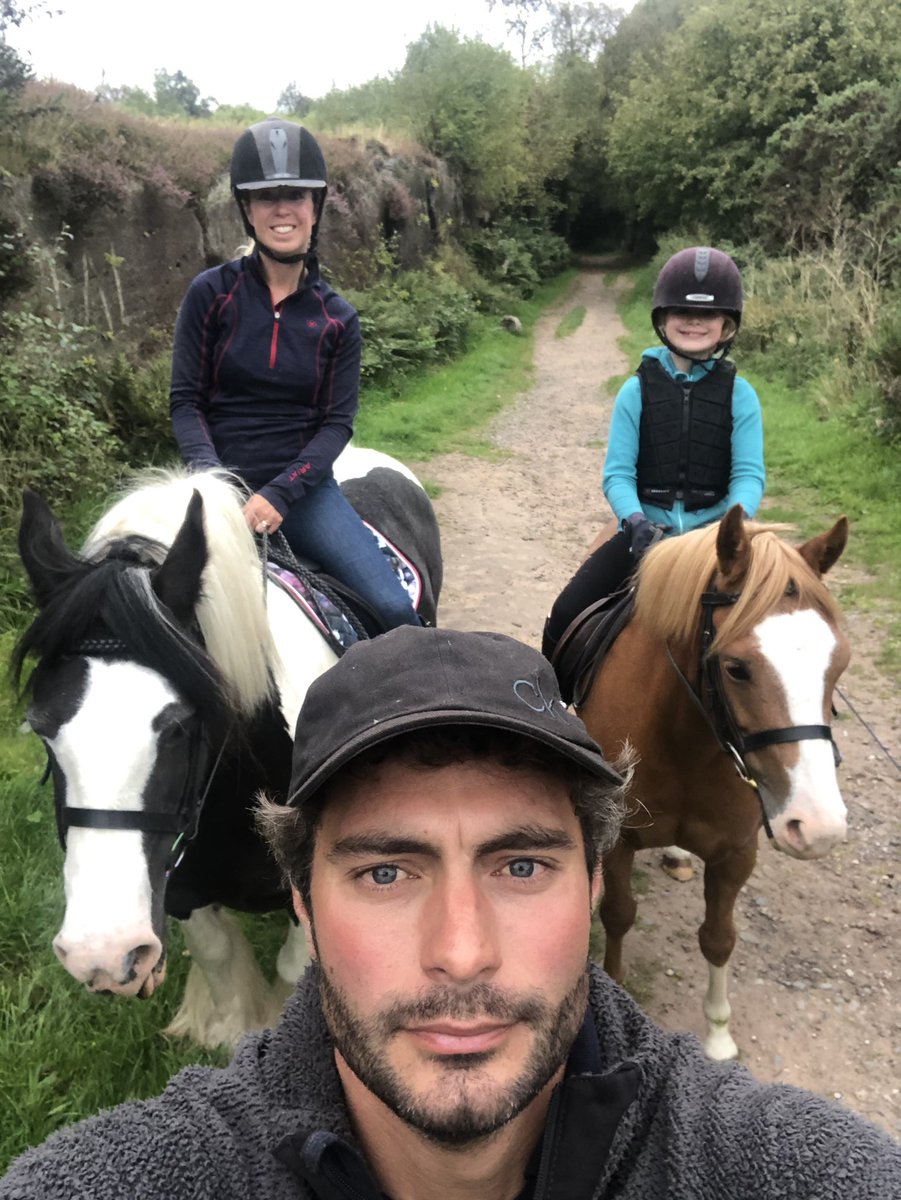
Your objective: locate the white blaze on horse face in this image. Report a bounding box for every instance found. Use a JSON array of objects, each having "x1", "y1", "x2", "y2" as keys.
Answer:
[
  {"x1": 753, "y1": 609, "x2": 847, "y2": 858},
  {"x1": 50, "y1": 659, "x2": 174, "y2": 995}
]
